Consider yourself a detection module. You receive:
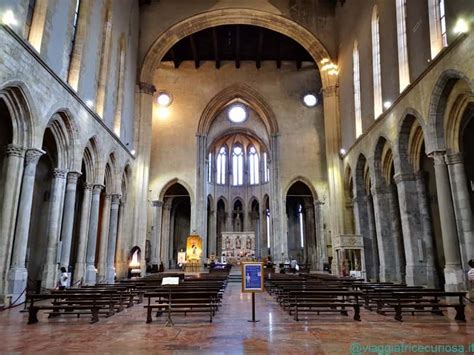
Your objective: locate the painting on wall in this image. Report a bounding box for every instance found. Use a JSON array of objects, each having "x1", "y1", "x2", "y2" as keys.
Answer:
[{"x1": 186, "y1": 234, "x2": 202, "y2": 261}]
